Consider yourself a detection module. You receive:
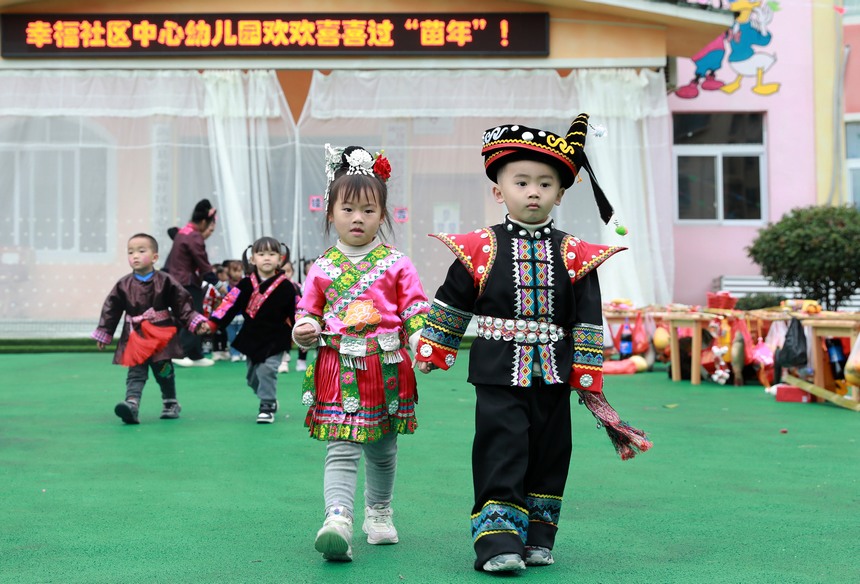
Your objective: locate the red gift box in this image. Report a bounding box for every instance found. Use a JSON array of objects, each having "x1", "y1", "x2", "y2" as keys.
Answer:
[{"x1": 774, "y1": 384, "x2": 812, "y2": 403}]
